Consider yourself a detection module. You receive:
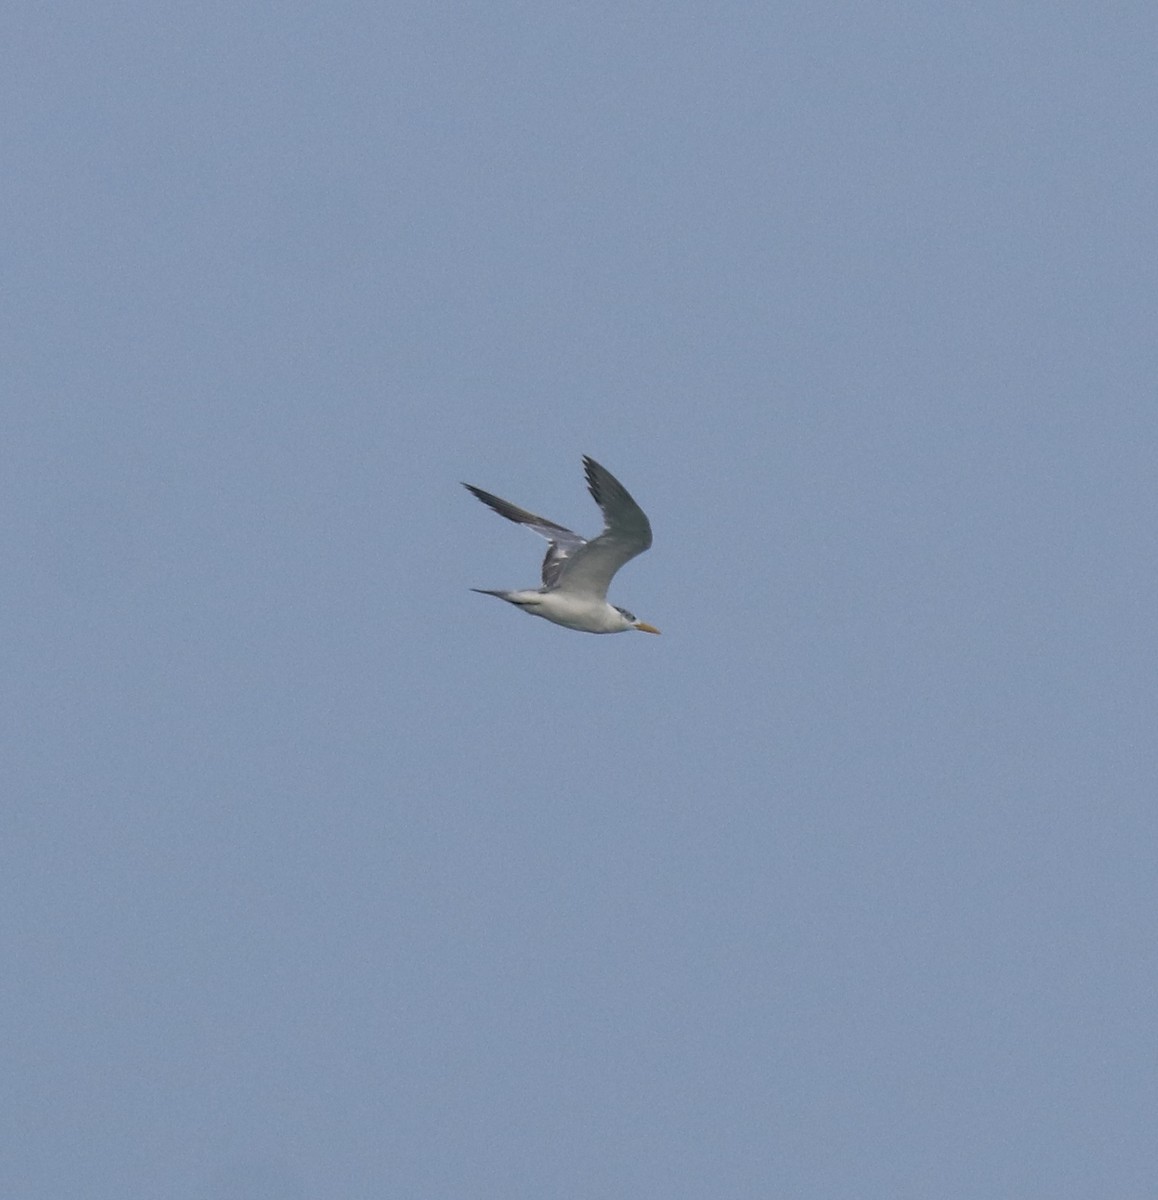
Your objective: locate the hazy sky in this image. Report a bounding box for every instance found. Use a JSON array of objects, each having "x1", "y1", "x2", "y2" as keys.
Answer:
[{"x1": 5, "y1": 3, "x2": 1157, "y2": 1197}]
